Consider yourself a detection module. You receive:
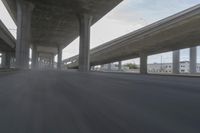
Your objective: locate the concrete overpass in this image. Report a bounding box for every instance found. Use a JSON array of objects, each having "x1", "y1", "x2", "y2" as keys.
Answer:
[
  {"x1": 64, "y1": 4, "x2": 200, "y2": 74},
  {"x1": 0, "y1": 19, "x2": 15, "y2": 68},
  {"x1": 2, "y1": 0, "x2": 122, "y2": 71}
]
